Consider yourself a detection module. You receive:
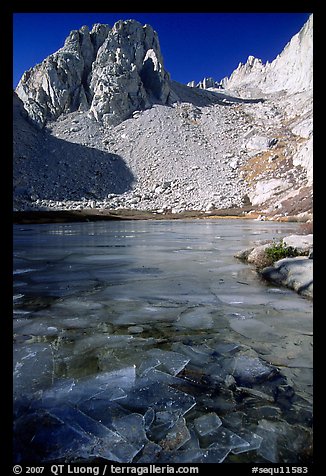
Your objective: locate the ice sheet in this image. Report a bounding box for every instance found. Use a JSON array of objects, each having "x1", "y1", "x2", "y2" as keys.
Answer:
[{"x1": 193, "y1": 412, "x2": 222, "y2": 436}]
